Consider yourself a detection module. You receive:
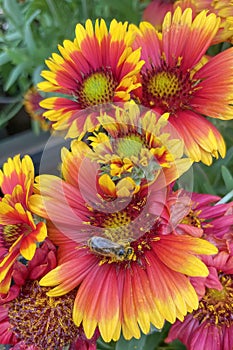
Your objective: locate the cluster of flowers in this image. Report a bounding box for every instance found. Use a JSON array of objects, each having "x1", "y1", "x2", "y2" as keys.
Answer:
[{"x1": 1, "y1": 3, "x2": 233, "y2": 349}]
